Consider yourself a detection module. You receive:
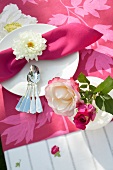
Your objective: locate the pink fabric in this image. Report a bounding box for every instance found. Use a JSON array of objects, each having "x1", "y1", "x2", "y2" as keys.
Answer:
[
  {"x1": 0, "y1": 86, "x2": 77, "y2": 151},
  {"x1": 0, "y1": 0, "x2": 113, "y2": 151},
  {"x1": 0, "y1": 23, "x2": 102, "y2": 82}
]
